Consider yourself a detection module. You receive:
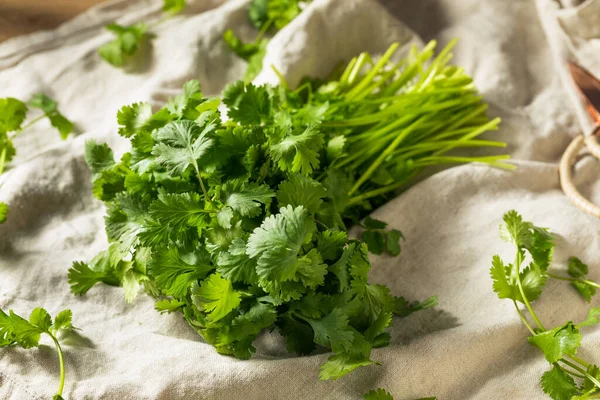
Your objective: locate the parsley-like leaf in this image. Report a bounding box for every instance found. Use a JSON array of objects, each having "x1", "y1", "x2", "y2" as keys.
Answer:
[{"x1": 191, "y1": 273, "x2": 241, "y2": 322}]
